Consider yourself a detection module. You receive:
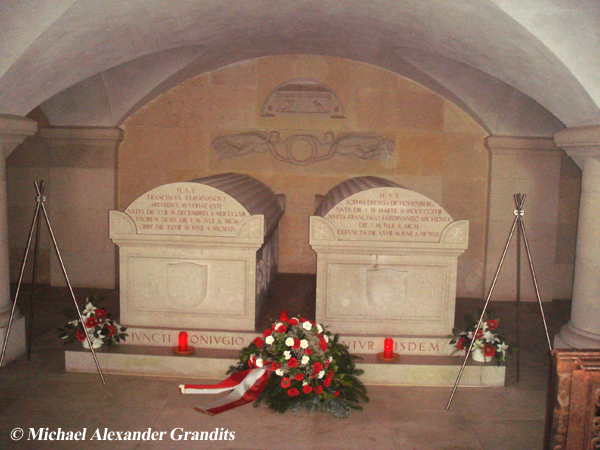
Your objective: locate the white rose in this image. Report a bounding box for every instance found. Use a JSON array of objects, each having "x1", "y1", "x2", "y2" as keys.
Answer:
[
  {"x1": 301, "y1": 355, "x2": 310, "y2": 365},
  {"x1": 266, "y1": 336, "x2": 275, "y2": 345},
  {"x1": 317, "y1": 324, "x2": 323, "y2": 333},
  {"x1": 318, "y1": 370, "x2": 325, "y2": 379},
  {"x1": 255, "y1": 358, "x2": 264, "y2": 368},
  {"x1": 323, "y1": 335, "x2": 329, "y2": 343},
  {"x1": 303, "y1": 321, "x2": 312, "y2": 331},
  {"x1": 328, "y1": 356, "x2": 333, "y2": 363},
  {"x1": 300, "y1": 339, "x2": 309, "y2": 349},
  {"x1": 285, "y1": 337, "x2": 295, "y2": 347},
  {"x1": 284, "y1": 351, "x2": 292, "y2": 360}
]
